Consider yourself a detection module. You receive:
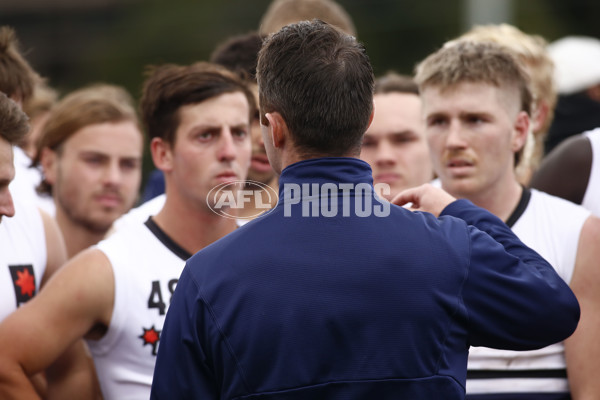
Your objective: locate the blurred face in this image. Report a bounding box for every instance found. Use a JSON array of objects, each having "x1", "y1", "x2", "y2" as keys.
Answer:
[
  {"x1": 44, "y1": 121, "x2": 143, "y2": 233},
  {"x1": 247, "y1": 84, "x2": 275, "y2": 185},
  {"x1": 360, "y1": 93, "x2": 433, "y2": 200},
  {"x1": 166, "y1": 92, "x2": 252, "y2": 209},
  {"x1": 0, "y1": 138, "x2": 16, "y2": 223},
  {"x1": 421, "y1": 82, "x2": 528, "y2": 198}
]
